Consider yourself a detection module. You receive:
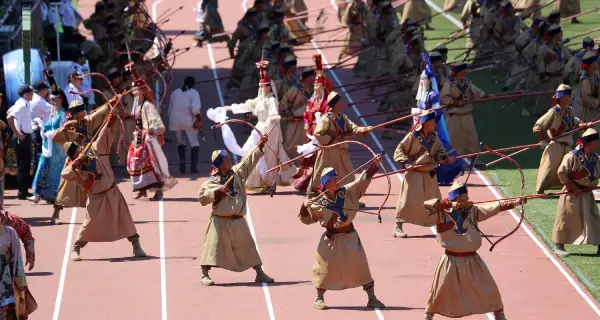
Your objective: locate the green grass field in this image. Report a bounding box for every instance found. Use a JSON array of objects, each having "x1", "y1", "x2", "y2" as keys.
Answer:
[{"x1": 421, "y1": 0, "x2": 600, "y2": 302}]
